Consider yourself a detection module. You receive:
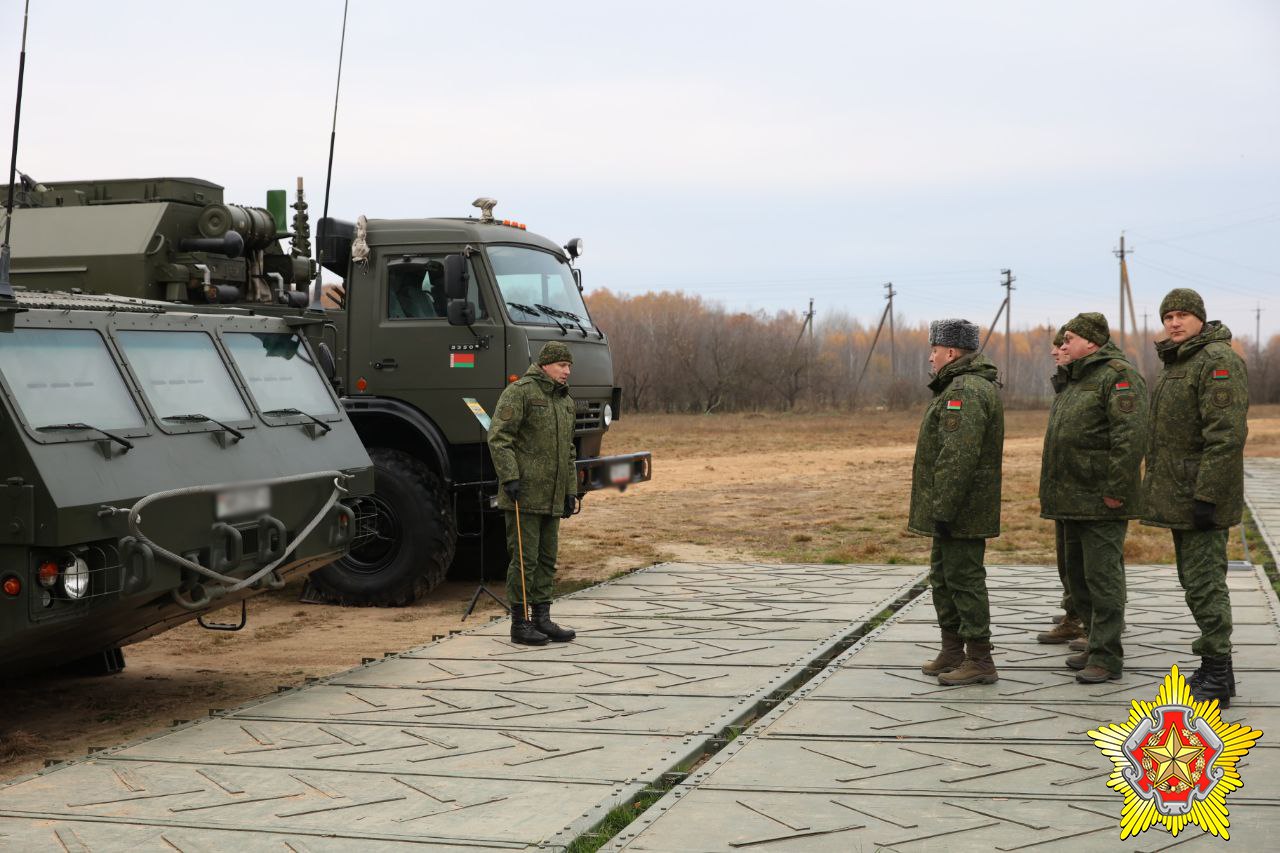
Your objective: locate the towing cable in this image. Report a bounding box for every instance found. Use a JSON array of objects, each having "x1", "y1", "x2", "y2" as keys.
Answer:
[{"x1": 106, "y1": 470, "x2": 352, "y2": 608}]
